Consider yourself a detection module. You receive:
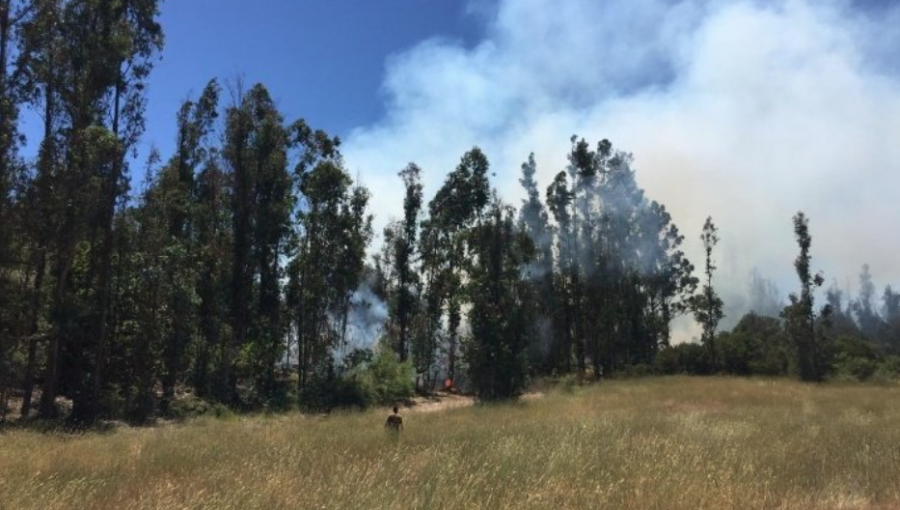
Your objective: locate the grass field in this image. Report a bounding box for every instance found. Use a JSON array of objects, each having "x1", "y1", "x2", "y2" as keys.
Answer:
[{"x1": 2, "y1": 377, "x2": 900, "y2": 510}]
